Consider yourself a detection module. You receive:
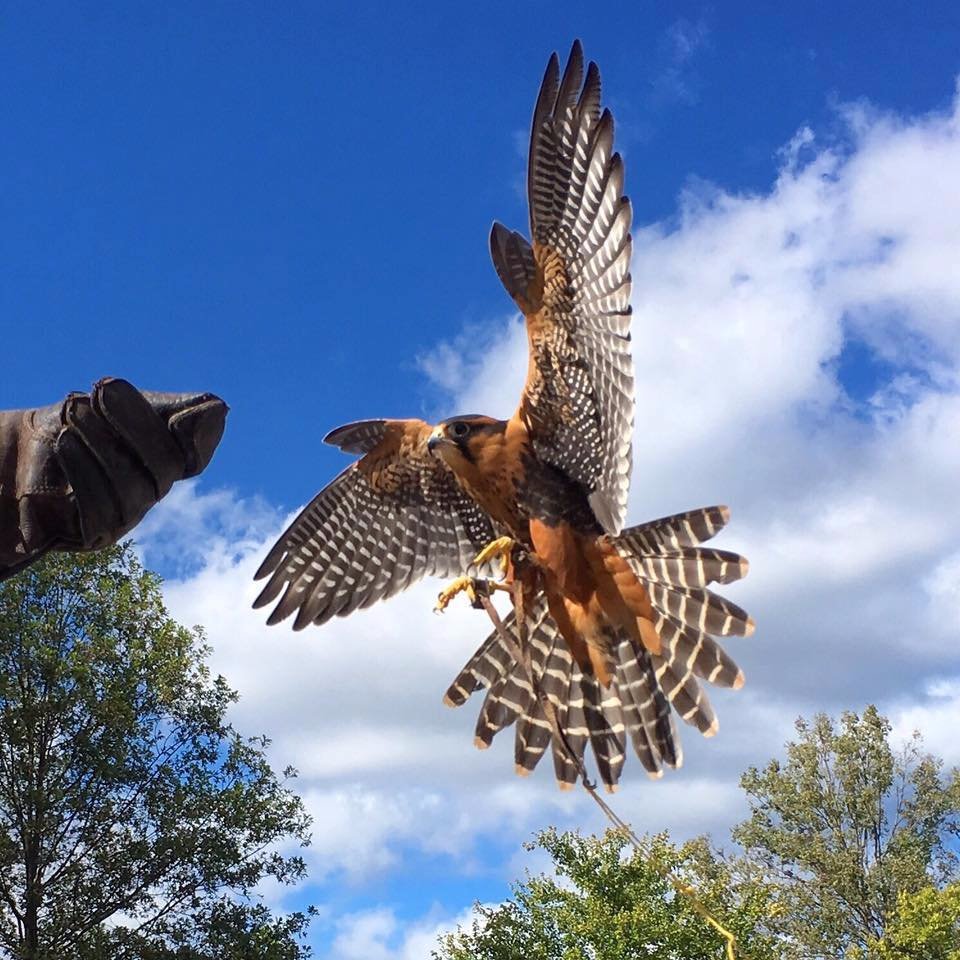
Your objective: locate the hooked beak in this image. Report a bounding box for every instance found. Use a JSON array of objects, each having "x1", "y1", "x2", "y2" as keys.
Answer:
[{"x1": 427, "y1": 426, "x2": 448, "y2": 456}]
